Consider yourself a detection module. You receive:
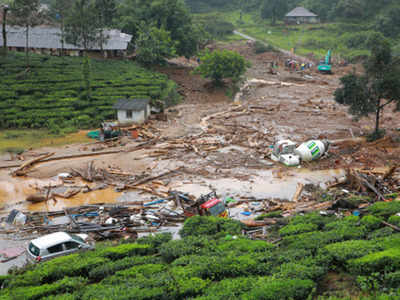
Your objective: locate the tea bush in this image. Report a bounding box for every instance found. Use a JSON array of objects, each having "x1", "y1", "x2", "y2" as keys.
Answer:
[
  {"x1": 7, "y1": 254, "x2": 108, "y2": 287},
  {"x1": 279, "y1": 223, "x2": 318, "y2": 236},
  {"x1": 348, "y1": 248, "x2": 400, "y2": 275},
  {"x1": 368, "y1": 201, "x2": 400, "y2": 218},
  {"x1": 325, "y1": 240, "x2": 382, "y2": 264},
  {"x1": 242, "y1": 277, "x2": 315, "y2": 300},
  {"x1": 180, "y1": 216, "x2": 243, "y2": 238},
  {"x1": 88, "y1": 255, "x2": 161, "y2": 281},
  {"x1": 3, "y1": 210, "x2": 400, "y2": 299},
  {"x1": 4, "y1": 277, "x2": 86, "y2": 300},
  {"x1": 98, "y1": 243, "x2": 152, "y2": 260},
  {"x1": 0, "y1": 53, "x2": 179, "y2": 129}
]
